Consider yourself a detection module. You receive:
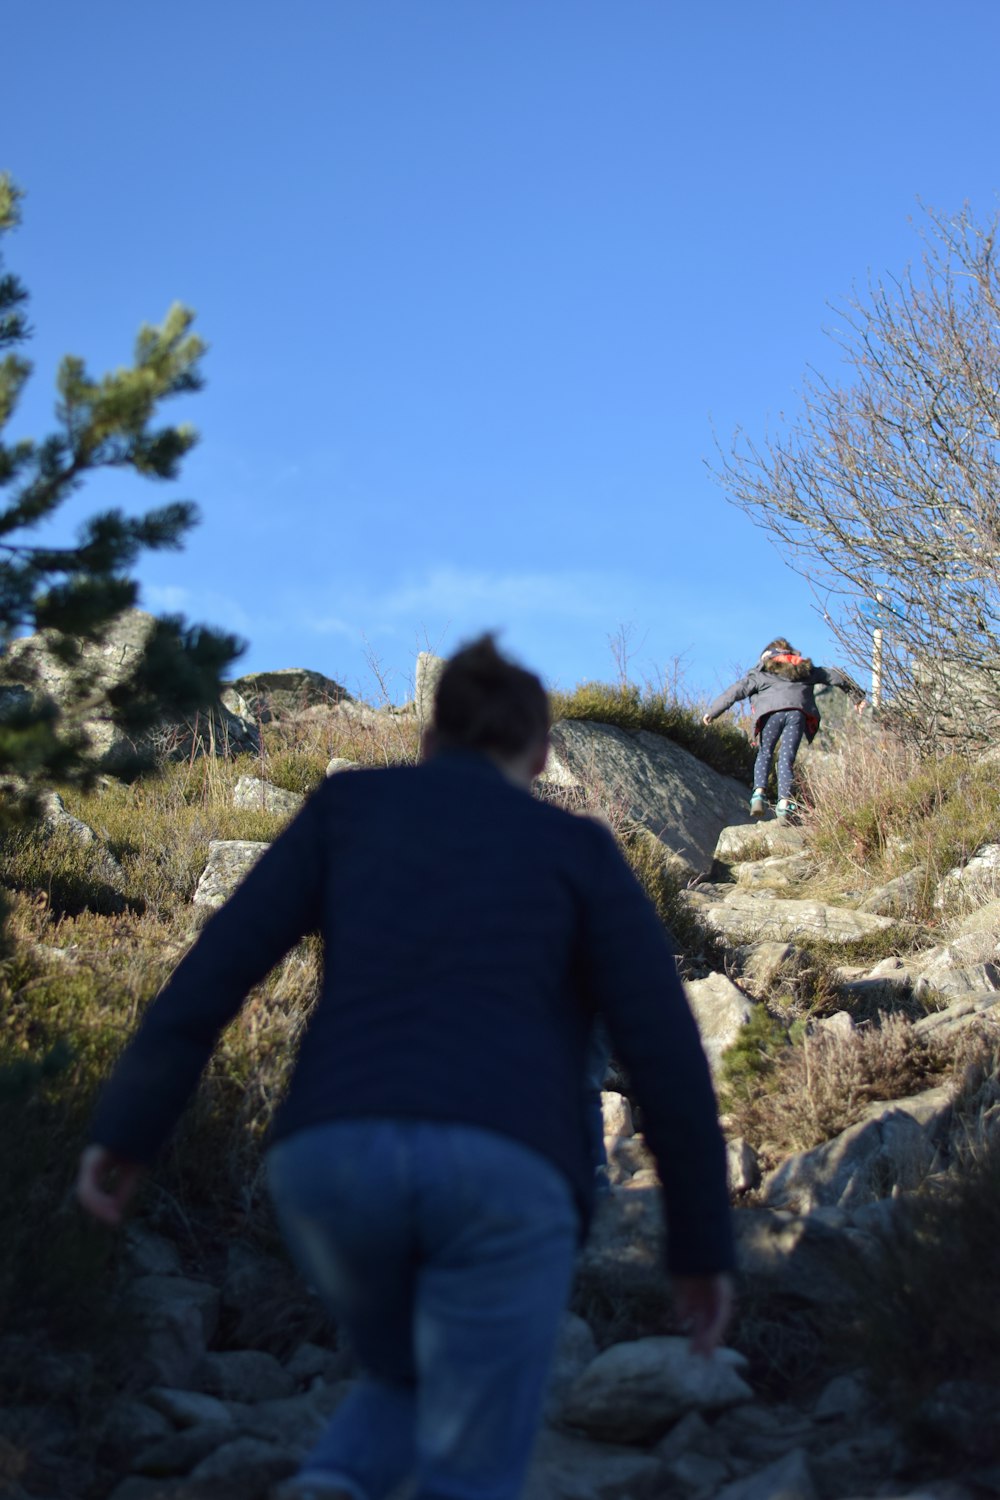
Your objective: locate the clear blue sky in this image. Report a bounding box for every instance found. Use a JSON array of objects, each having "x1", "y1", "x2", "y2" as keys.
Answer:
[{"x1": 5, "y1": 1, "x2": 999, "y2": 703}]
